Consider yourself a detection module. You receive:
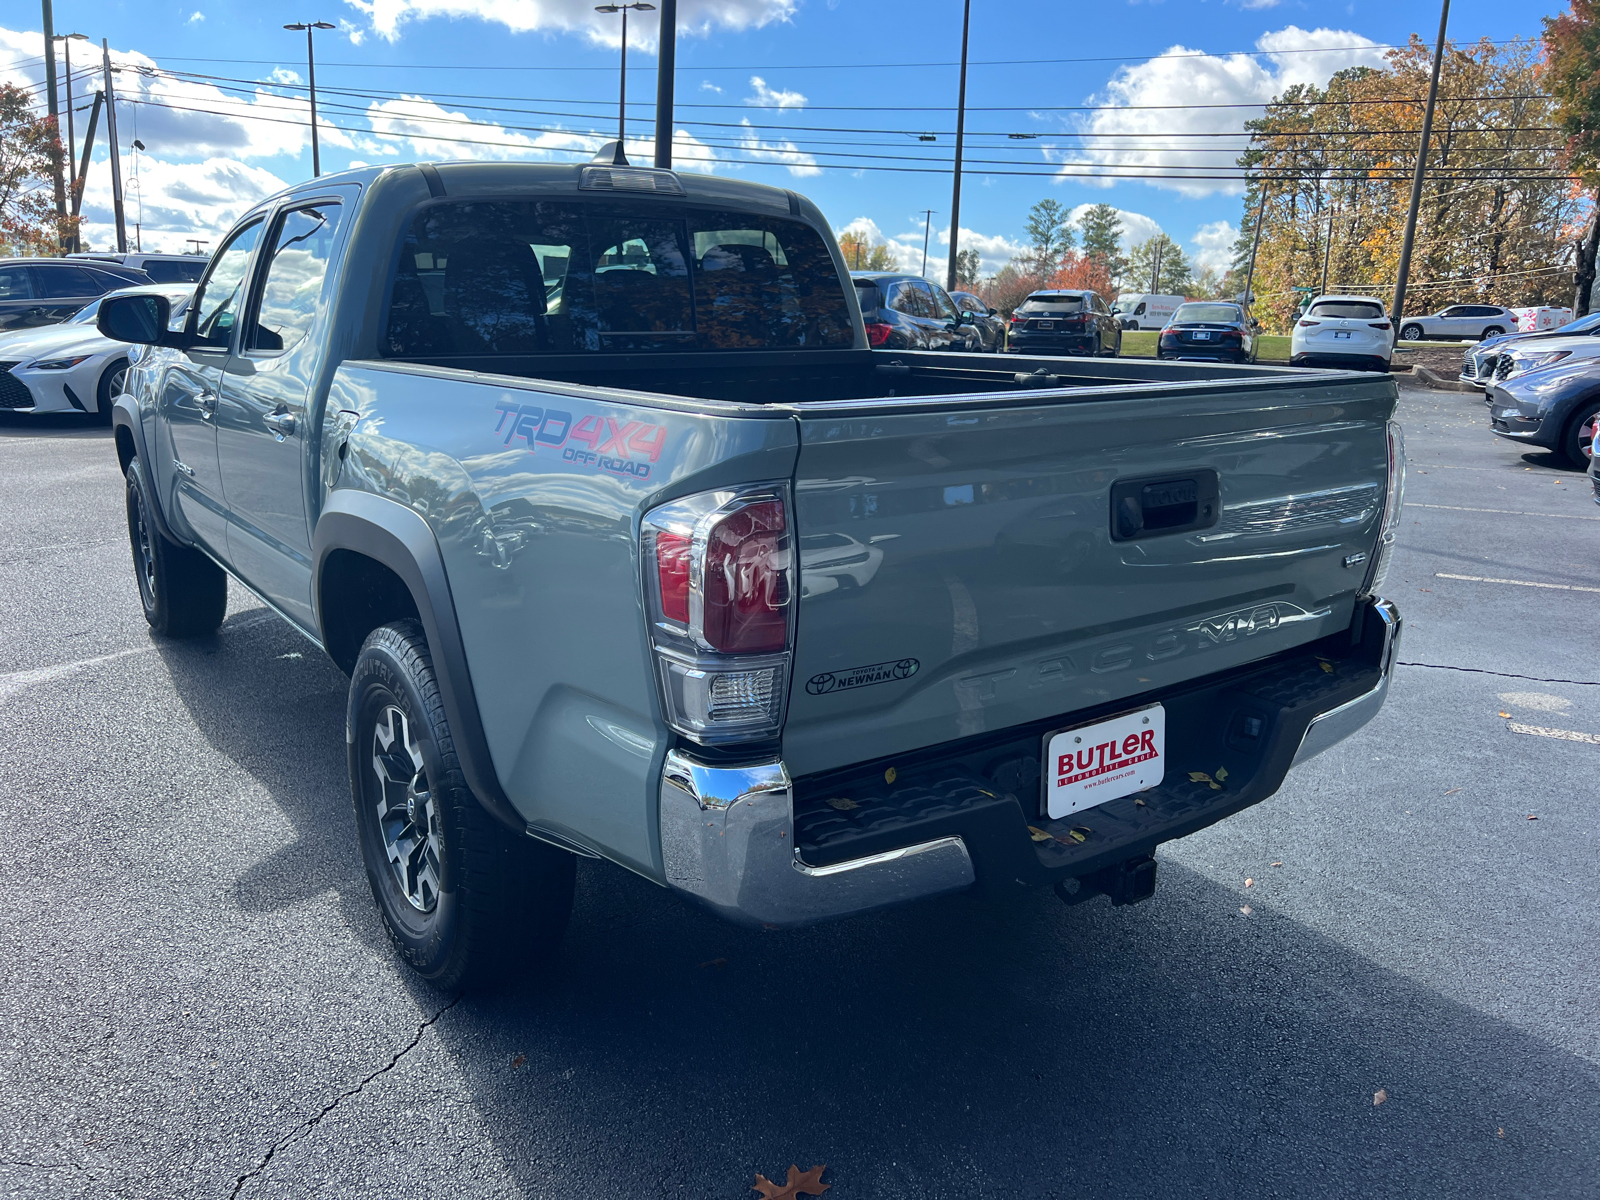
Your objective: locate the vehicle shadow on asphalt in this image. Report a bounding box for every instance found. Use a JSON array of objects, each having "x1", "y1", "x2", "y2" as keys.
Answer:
[{"x1": 0, "y1": 412, "x2": 109, "y2": 438}]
